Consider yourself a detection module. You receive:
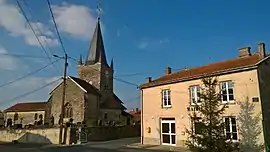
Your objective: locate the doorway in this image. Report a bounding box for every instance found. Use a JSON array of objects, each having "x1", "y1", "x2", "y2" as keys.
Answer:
[{"x1": 161, "y1": 118, "x2": 176, "y2": 146}]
